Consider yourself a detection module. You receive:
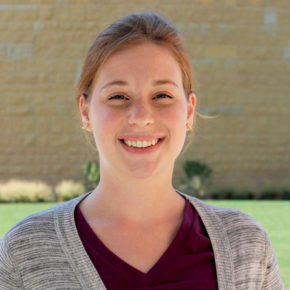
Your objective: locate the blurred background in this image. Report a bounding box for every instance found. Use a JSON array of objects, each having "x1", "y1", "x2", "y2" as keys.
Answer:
[
  {"x1": 1, "y1": 2, "x2": 289, "y2": 285},
  {"x1": 0, "y1": 0, "x2": 289, "y2": 196}
]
